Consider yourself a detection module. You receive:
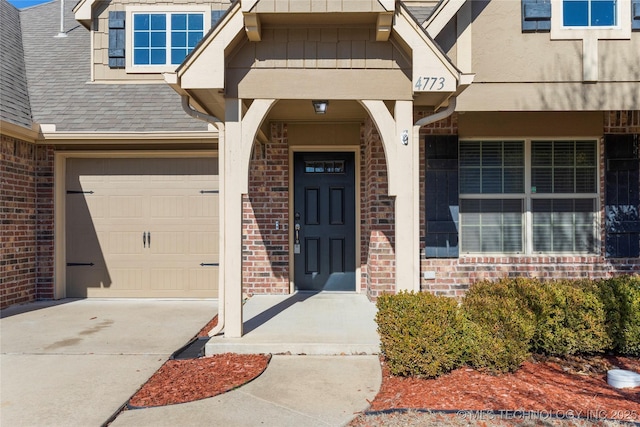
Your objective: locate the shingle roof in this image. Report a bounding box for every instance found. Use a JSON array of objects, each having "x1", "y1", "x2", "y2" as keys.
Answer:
[
  {"x1": 0, "y1": 0, "x2": 32, "y2": 129},
  {"x1": 20, "y1": 0, "x2": 208, "y2": 133},
  {"x1": 404, "y1": 5, "x2": 437, "y2": 25}
]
